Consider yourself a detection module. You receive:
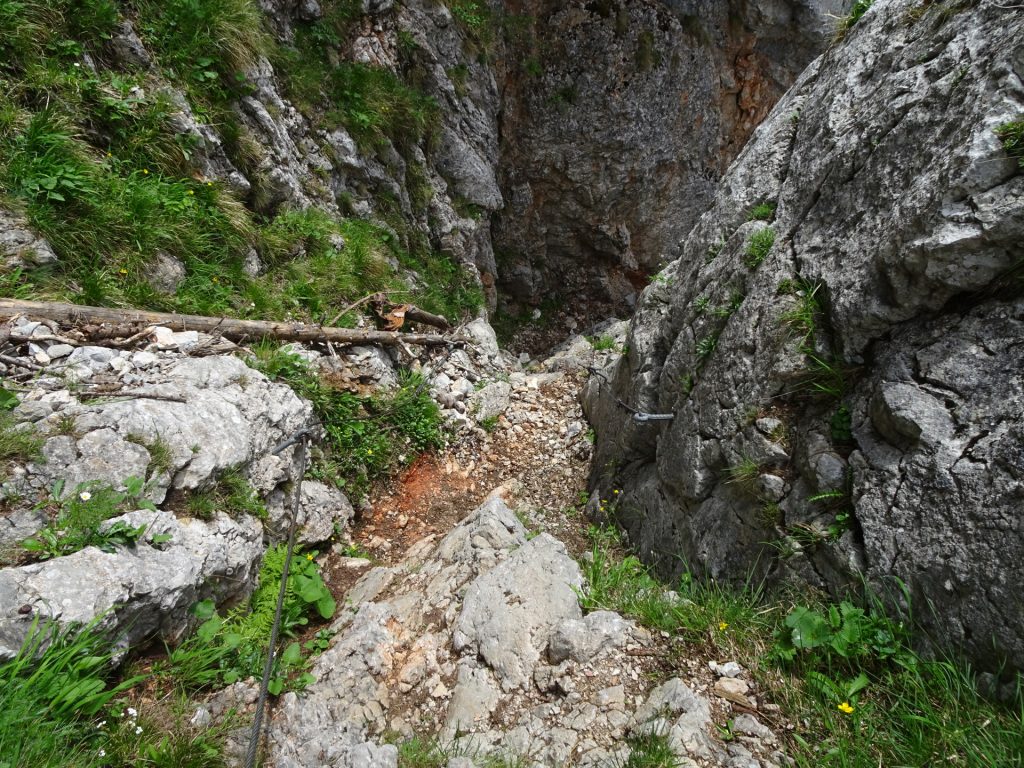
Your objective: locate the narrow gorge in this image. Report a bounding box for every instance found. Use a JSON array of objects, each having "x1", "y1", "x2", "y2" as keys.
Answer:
[{"x1": 0, "y1": 1, "x2": 1022, "y2": 766}]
